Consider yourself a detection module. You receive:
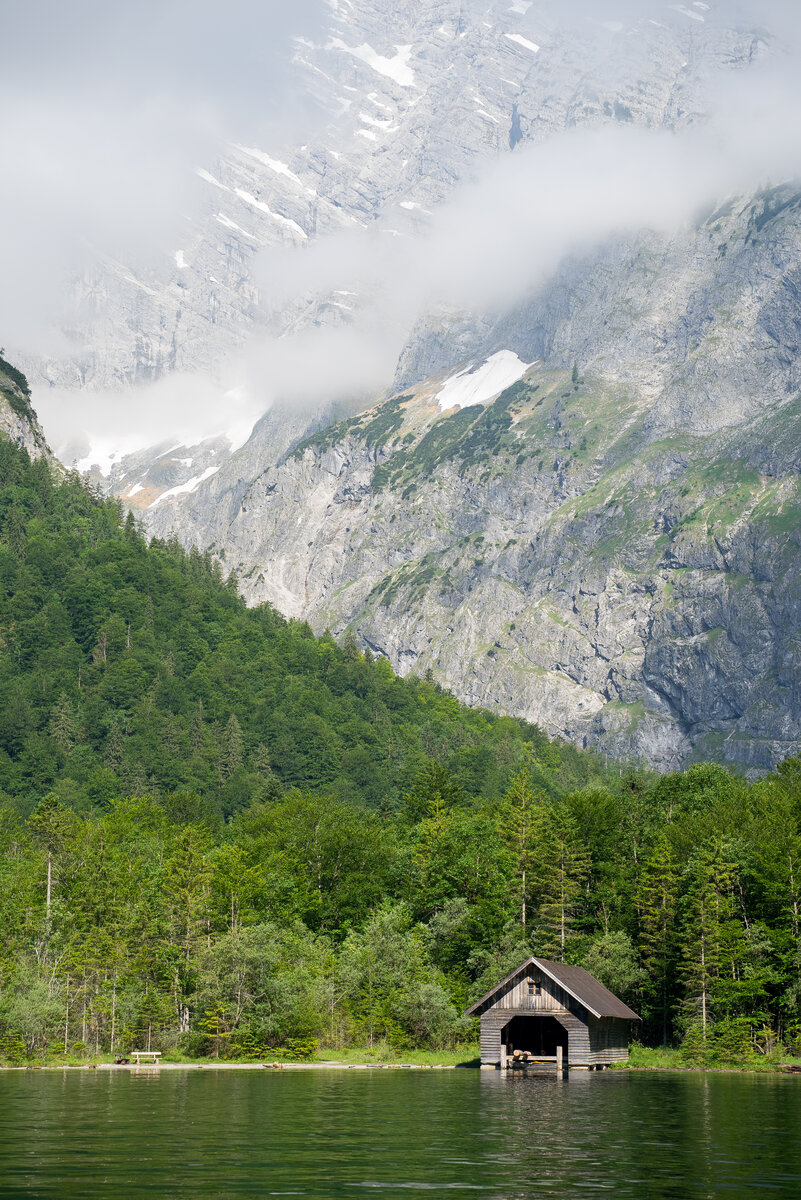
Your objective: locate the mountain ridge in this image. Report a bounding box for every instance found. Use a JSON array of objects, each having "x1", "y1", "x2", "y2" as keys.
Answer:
[{"x1": 137, "y1": 183, "x2": 801, "y2": 773}]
